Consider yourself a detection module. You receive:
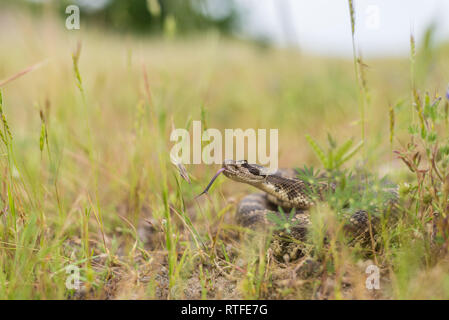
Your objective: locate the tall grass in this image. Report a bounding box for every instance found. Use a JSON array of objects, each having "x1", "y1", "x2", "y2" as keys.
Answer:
[{"x1": 347, "y1": 0, "x2": 366, "y2": 146}]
